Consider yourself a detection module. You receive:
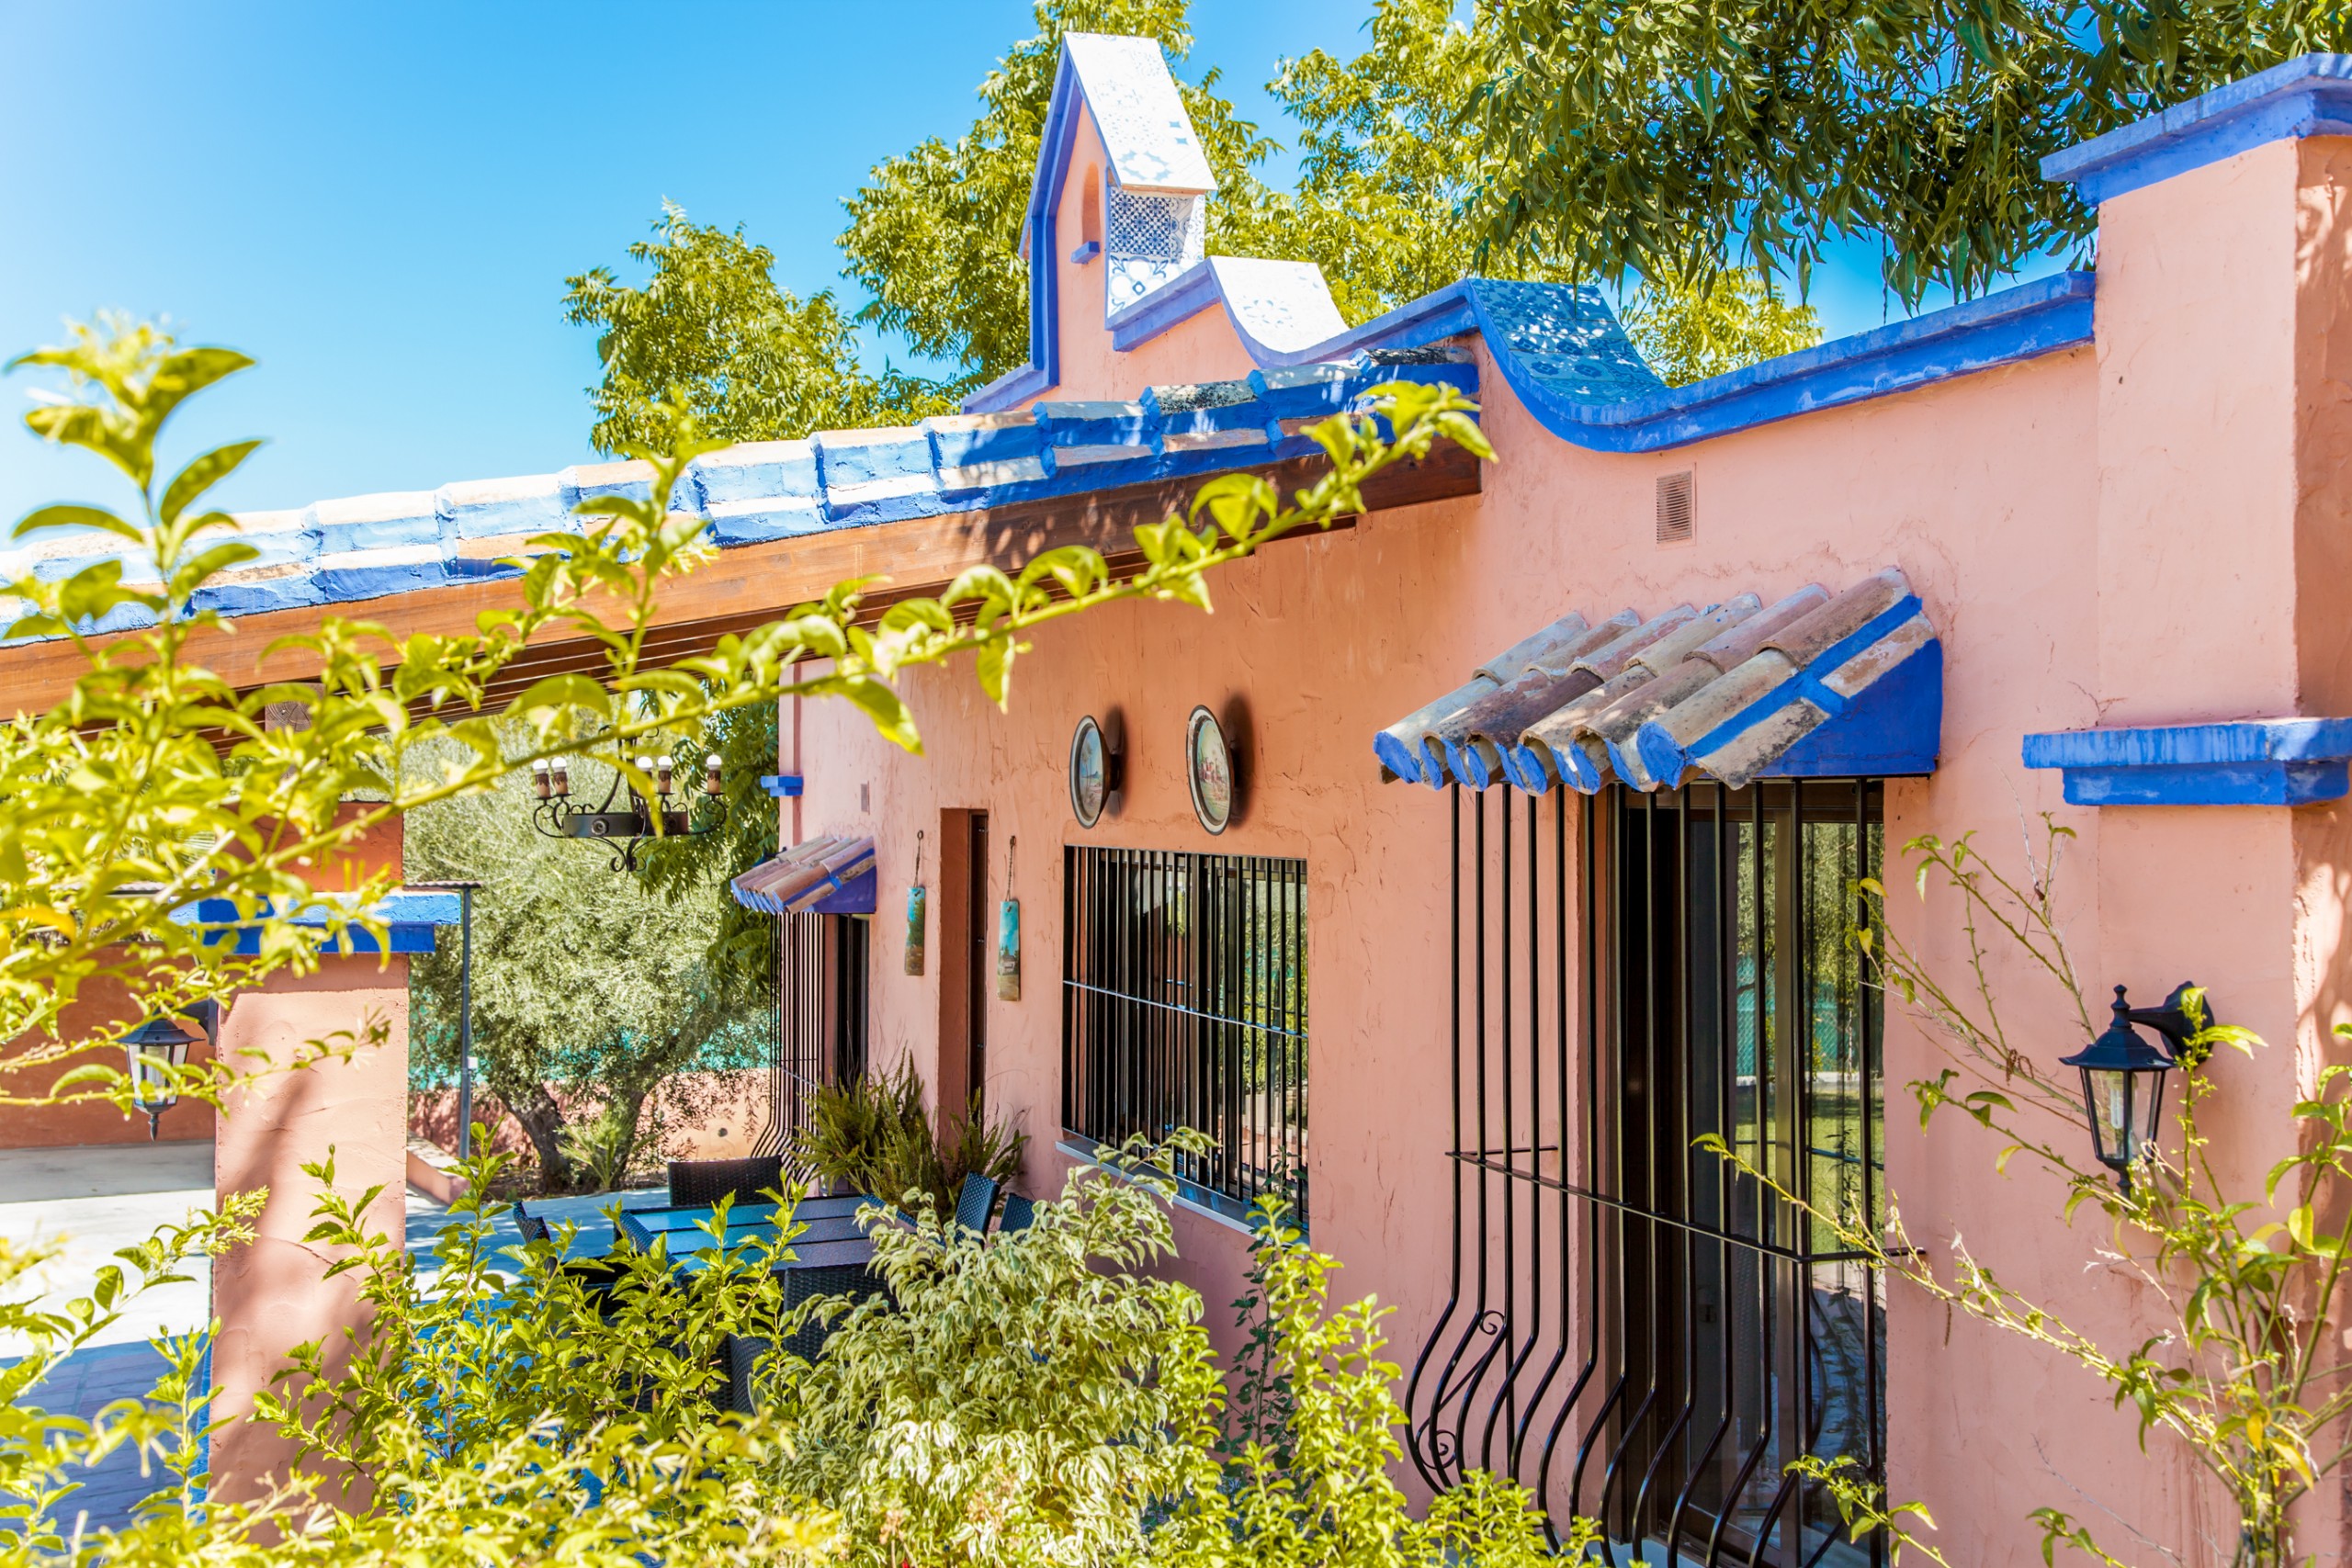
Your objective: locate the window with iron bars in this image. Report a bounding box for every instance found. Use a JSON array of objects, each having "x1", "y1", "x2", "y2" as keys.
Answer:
[
  {"x1": 1061, "y1": 847, "x2": 1308, "y2": 1226},
  {"x1": 1405, "y1": 780, "x2": 1885, "y2": 1568},
  {"x1": 751, "y1": 911, "x2": 869, "y2": 1156}
]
